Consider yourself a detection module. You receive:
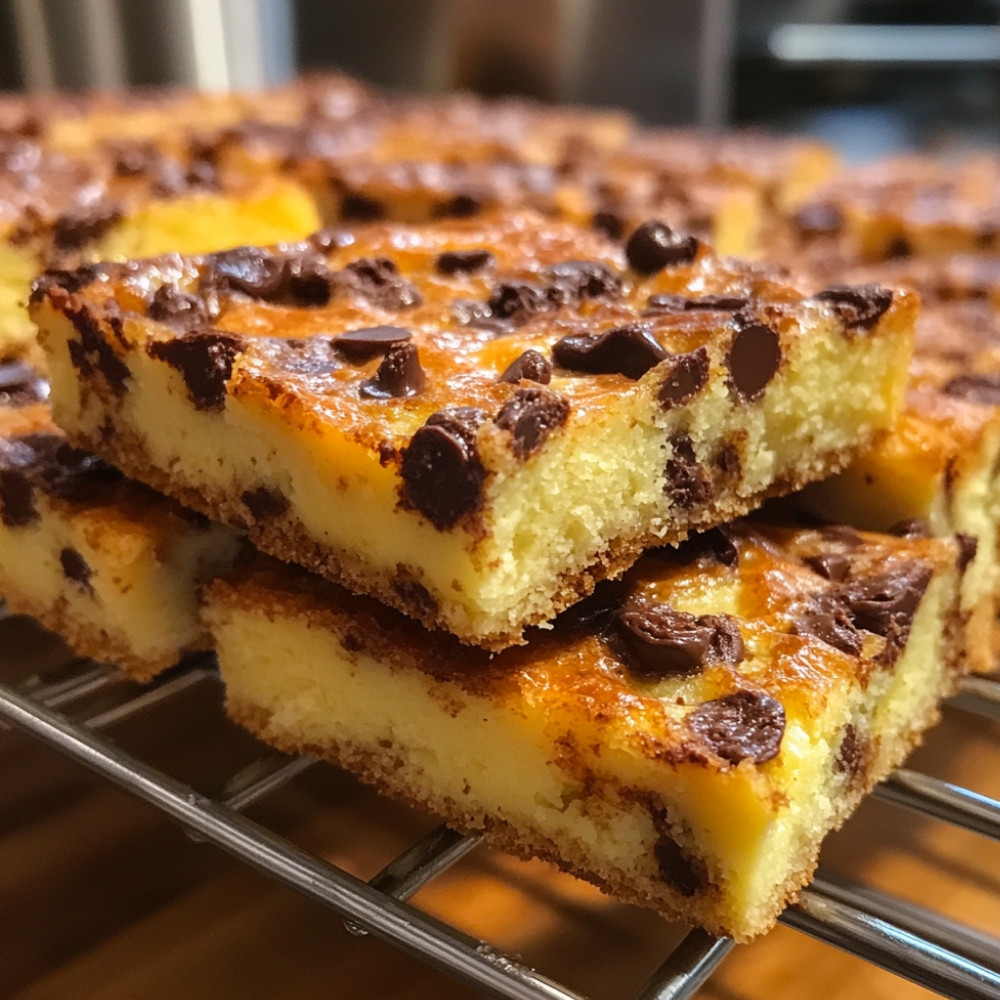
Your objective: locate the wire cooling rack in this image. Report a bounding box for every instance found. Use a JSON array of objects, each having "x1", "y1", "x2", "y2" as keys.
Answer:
[{"x1": 1, "y1": 614, "x2": 999, "y2": 1000}]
